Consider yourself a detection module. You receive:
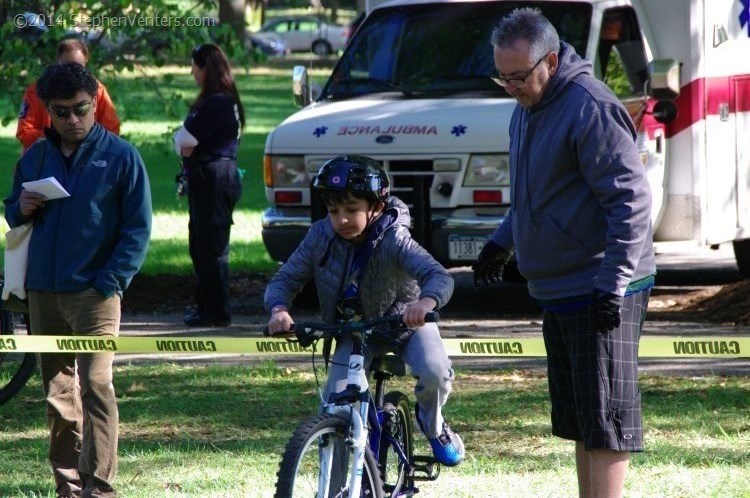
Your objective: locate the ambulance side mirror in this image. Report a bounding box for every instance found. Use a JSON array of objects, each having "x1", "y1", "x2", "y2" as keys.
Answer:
[
  {"x1": 293, "y1": 66, "x2": 311, "y2": 107},
  {"x1": 292, "y1": 66, "x2": 323, "y2": 107},
  {"x1": 647, "y1": 59, "x2": 681, "y2": 101},
  {"x1": 652, "y1": 100, "x2": 678, "y2": 123},
  {"x1": 647, "y1": 59, "x2": 680, "y2": 124}
]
